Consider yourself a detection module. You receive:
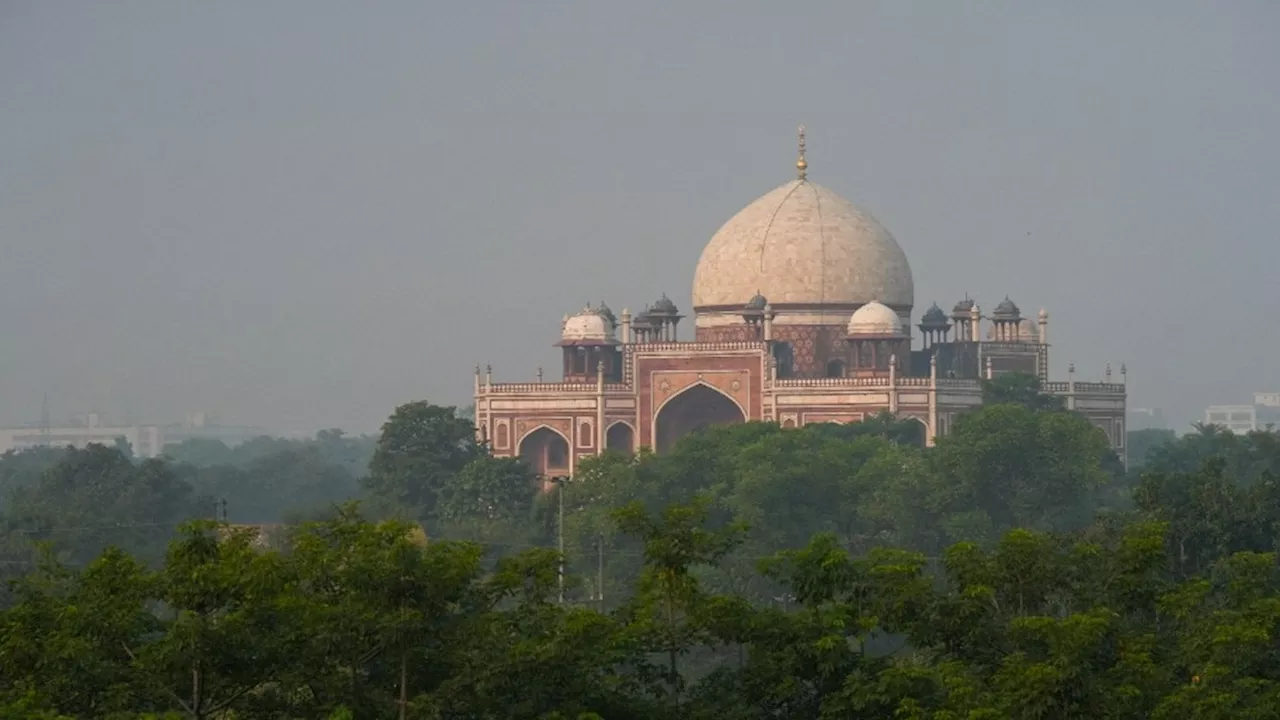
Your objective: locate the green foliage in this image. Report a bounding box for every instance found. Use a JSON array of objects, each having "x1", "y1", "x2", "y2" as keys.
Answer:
[
  {"x1": 4, "y1": 399, "x2": 1280, "y2": 718},
  {"x1": 440, "y1": 455, "x2": 538, "y2": 523},
  {"x1": 929, "y1": 403, "x2": 1114, "y2": 542},
  {"x1": 2, "y1": 446, "x2": 204, "y2": 568},
  {"x1": 1127, "y1": 428, "x2": 1177, "y2": 471},
  {"x1": 981, "y1": 372, "x2": 1066, "y2": 412},
  {"x1": 364, "y1": 402, "x2": 482, "y2": 522}
]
